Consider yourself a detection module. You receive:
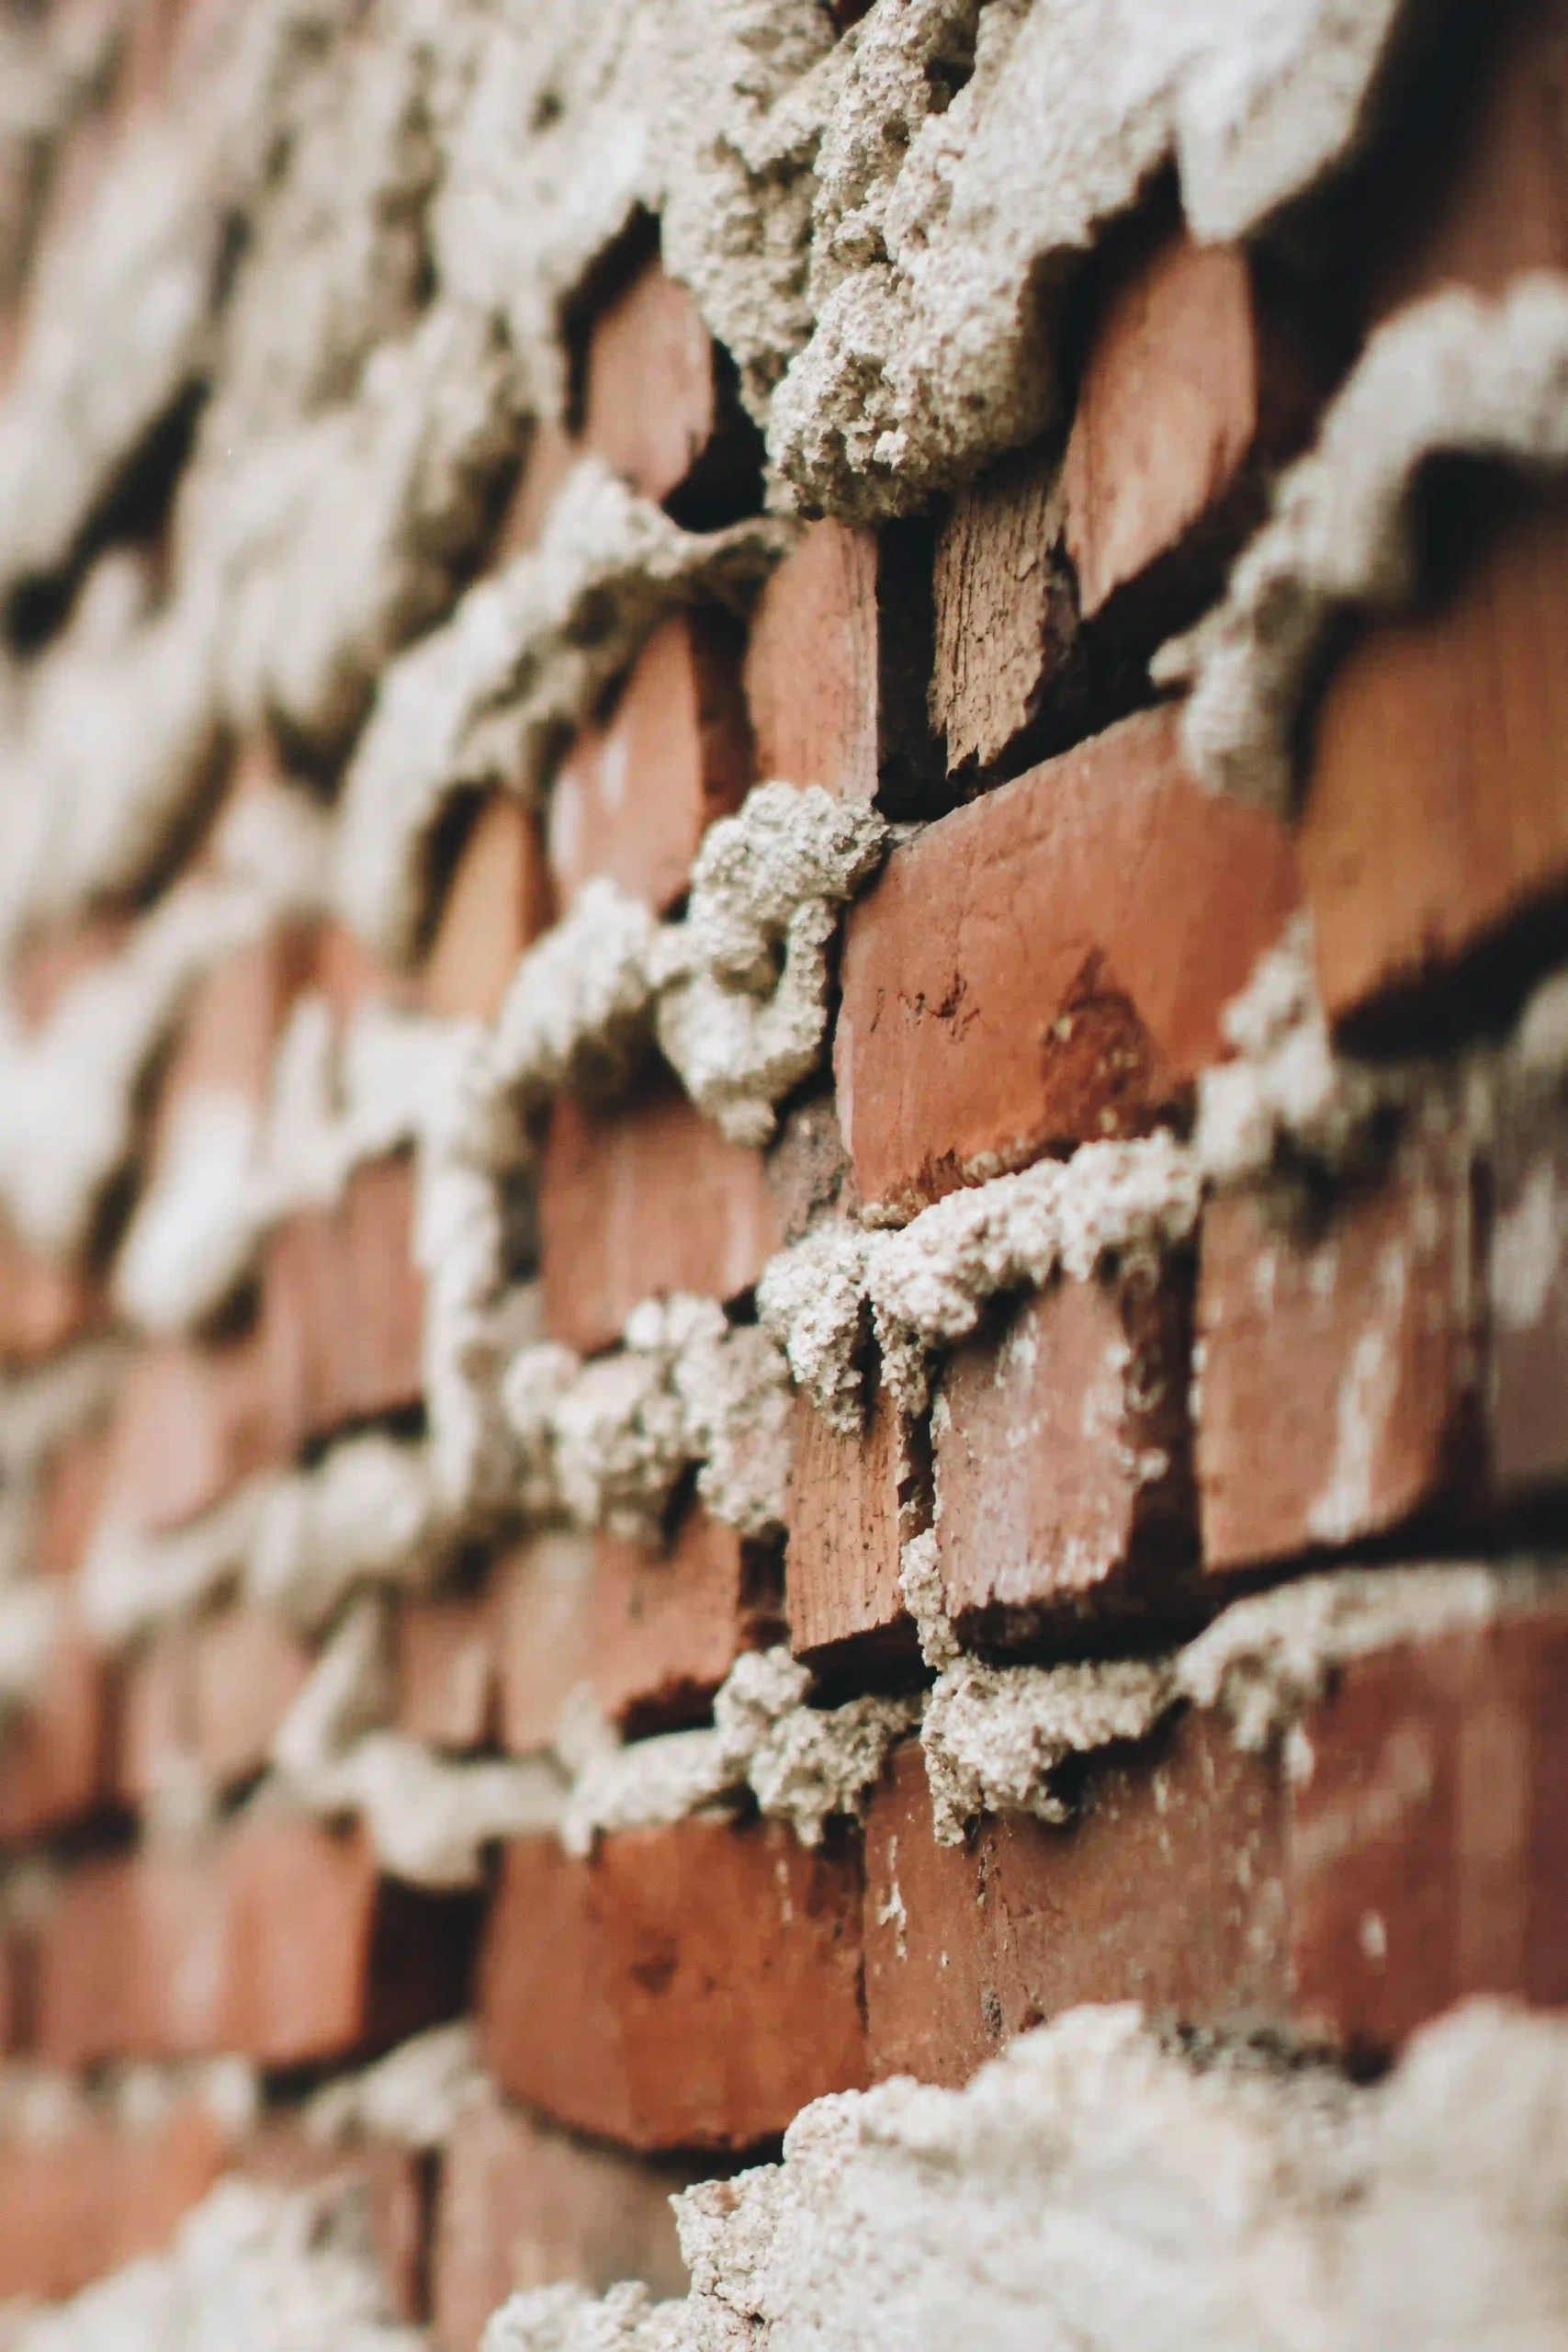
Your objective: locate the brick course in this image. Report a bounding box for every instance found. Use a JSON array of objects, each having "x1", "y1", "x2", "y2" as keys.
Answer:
[
  {"x1": 37, "y1": 1820, "x2": 474, "y2": 2067},
  {"x1": 866, "y1": 1598, "x2": 1568, "y2": 2079}
]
